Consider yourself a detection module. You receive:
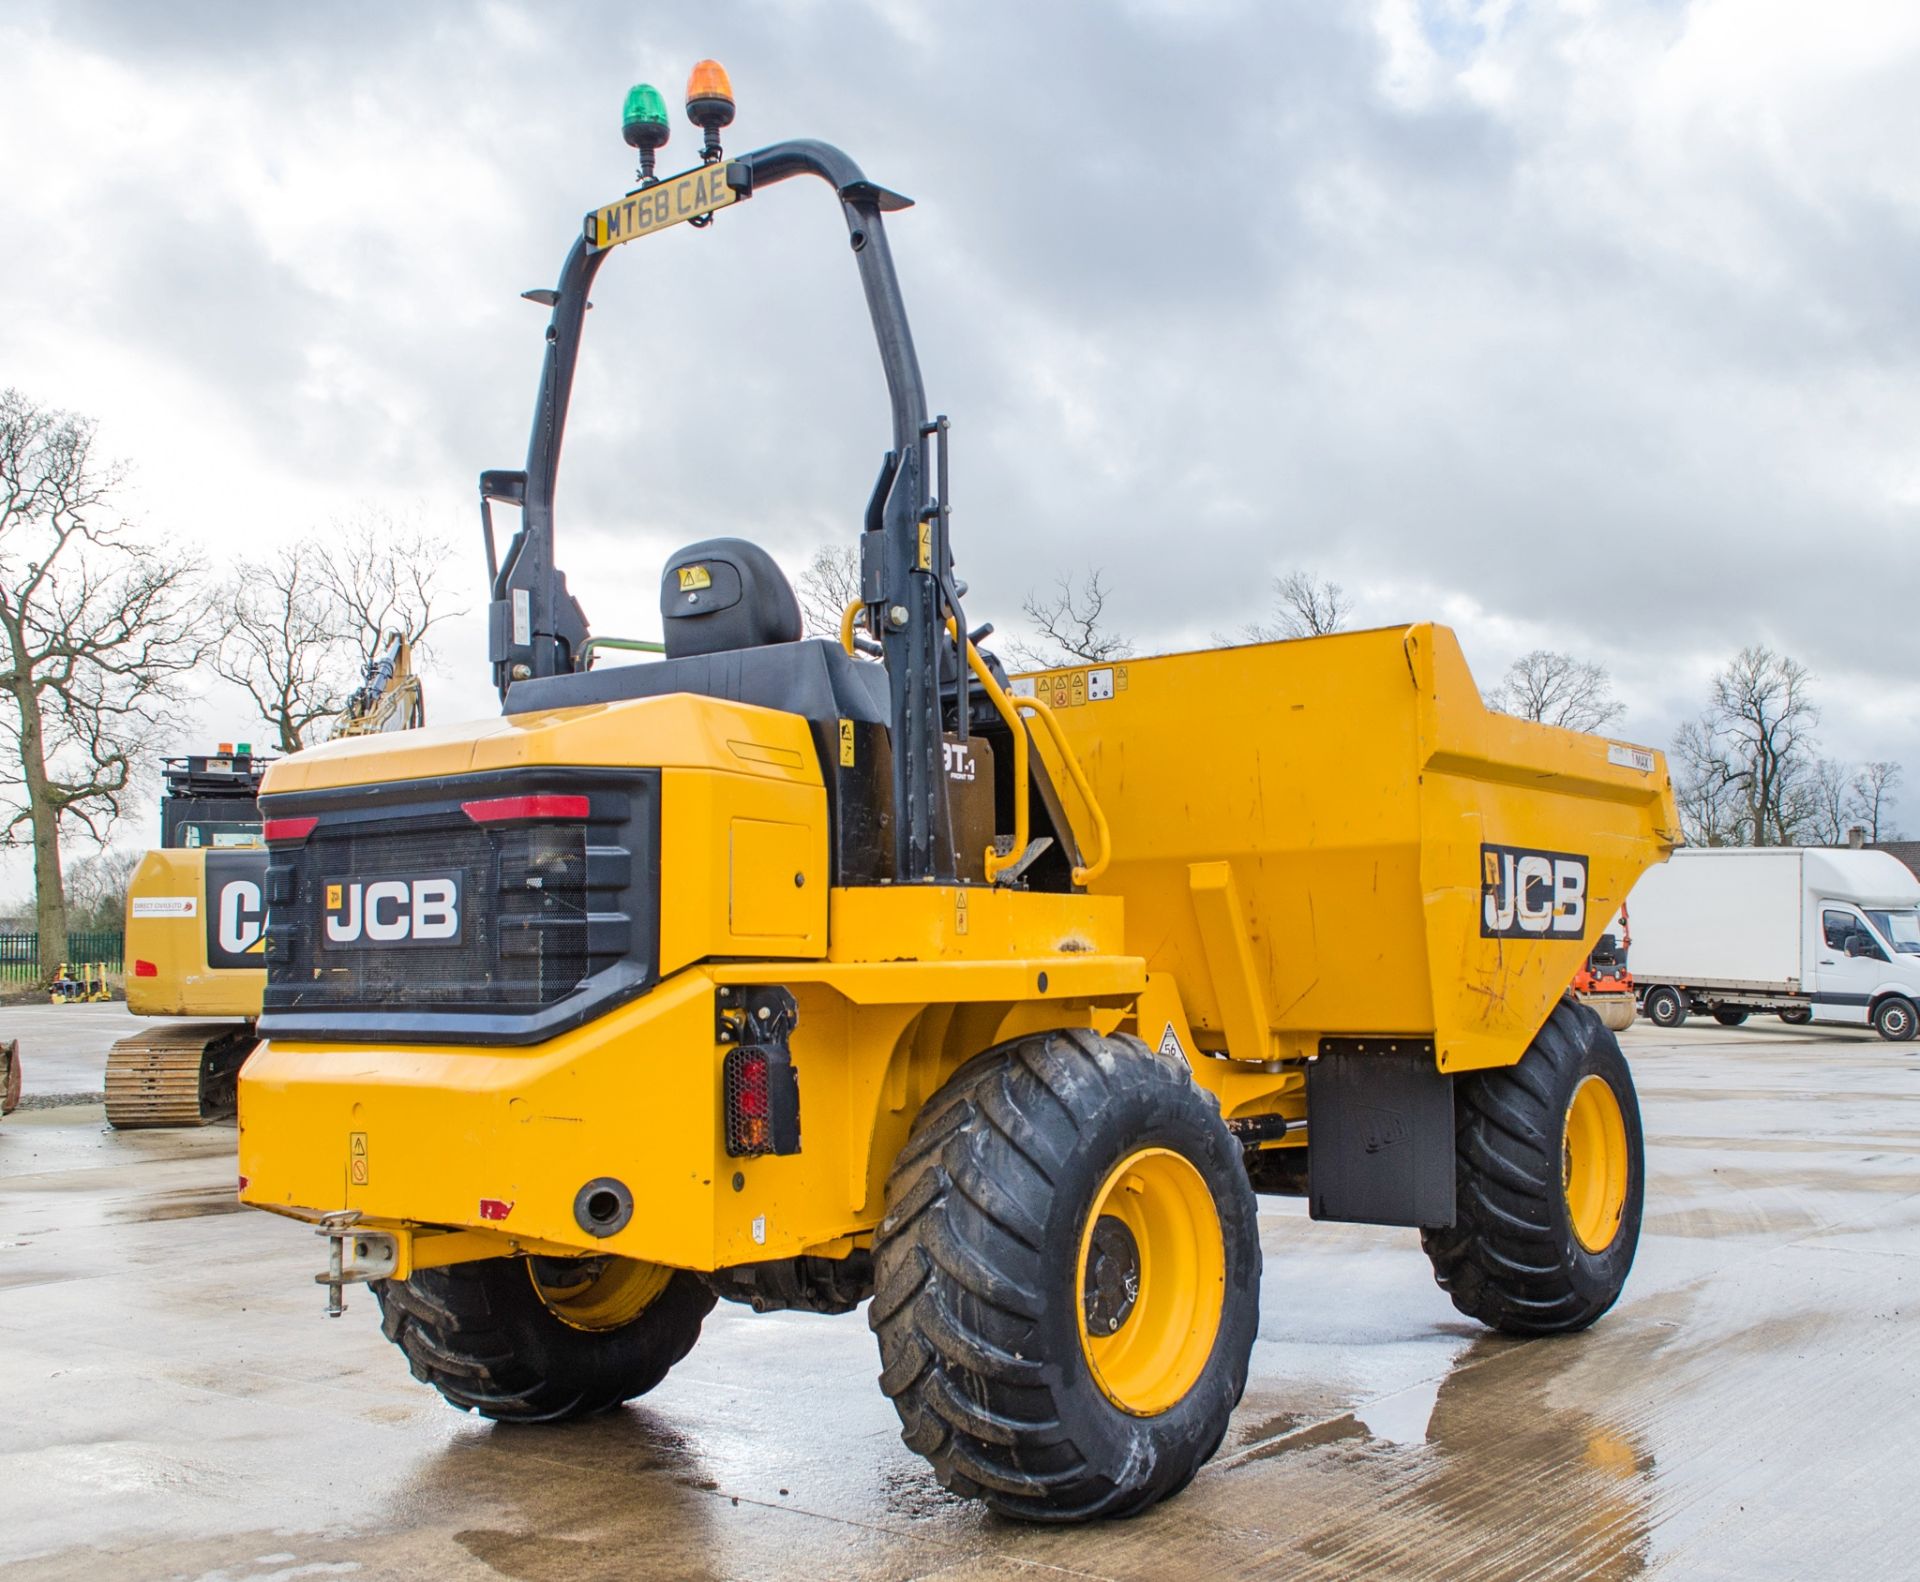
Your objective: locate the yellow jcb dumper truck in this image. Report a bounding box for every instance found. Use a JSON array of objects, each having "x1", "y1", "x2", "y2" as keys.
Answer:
[{"x1": 238, "y1": 66, "x2": 1679, "y2": 1522}]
